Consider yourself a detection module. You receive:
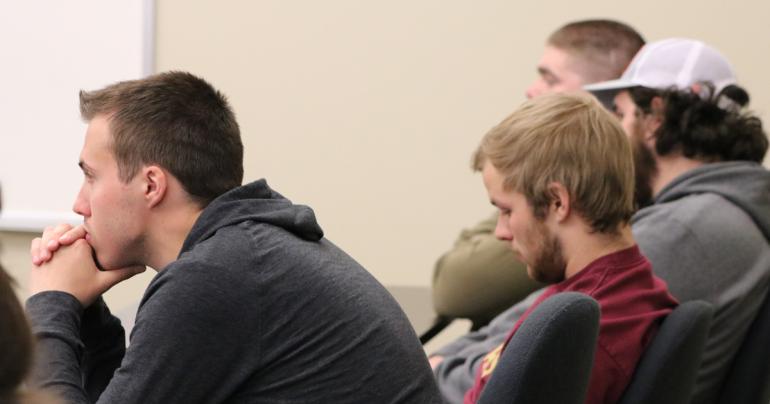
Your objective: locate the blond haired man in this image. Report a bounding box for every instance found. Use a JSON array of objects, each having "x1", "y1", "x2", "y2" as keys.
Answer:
[
  {"x1": 463, "y1": 93, "x2": 677, "y2": 403},
  {"x1": 432, "y1": 19, "x2": 645, "y2": 328}
]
